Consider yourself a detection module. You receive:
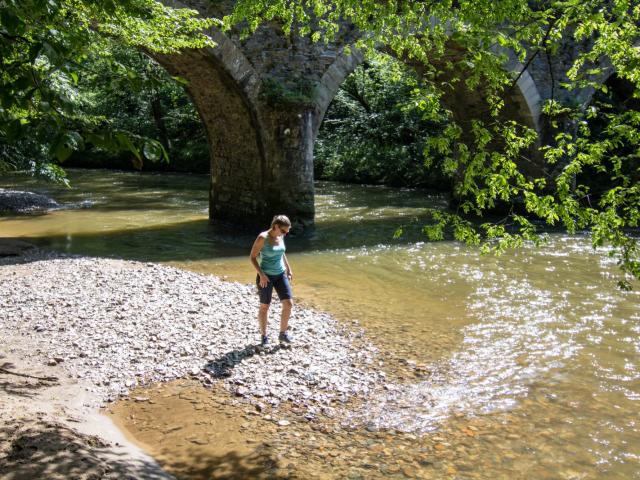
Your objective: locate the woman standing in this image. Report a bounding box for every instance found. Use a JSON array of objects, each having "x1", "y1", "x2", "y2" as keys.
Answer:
[{"x1": 250, "y1": 215, "x2": 294, "y2": 347}]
